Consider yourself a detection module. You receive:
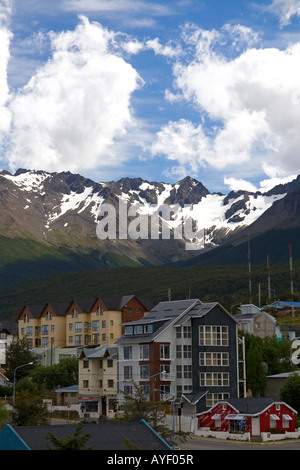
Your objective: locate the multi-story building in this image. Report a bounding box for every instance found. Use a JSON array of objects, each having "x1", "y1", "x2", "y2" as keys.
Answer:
[
  {"x1": 117, "y1": 298, "x2": 243, "y2": 415},
  {"x1": 18, "y1": 295, "x2": 151, "y2": 354},
  {"x1": 0, "y1": 321, "x2": 18, "y2": 369},
  {"x1": 78, "y1": 344, "x2": 118, "y2": 419}
]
